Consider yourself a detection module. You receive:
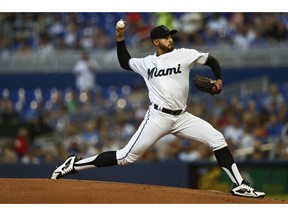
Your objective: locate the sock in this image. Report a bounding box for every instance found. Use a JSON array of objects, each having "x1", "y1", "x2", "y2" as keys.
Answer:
[
  {"x1": 214, "y1": 146, "x2": 243, "y2": 185},
  {"x1": 74, "y1": 151, "x2": 118, "y2": 171}
]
